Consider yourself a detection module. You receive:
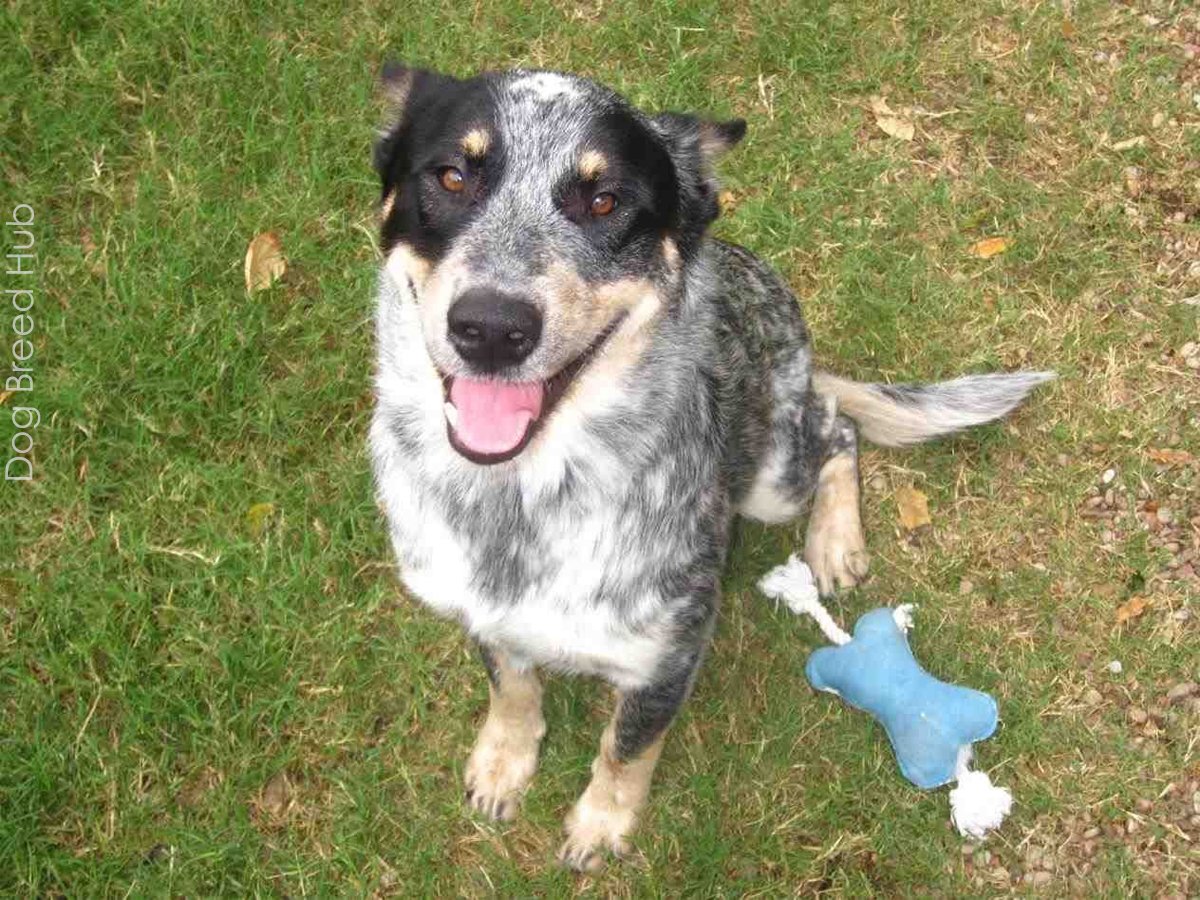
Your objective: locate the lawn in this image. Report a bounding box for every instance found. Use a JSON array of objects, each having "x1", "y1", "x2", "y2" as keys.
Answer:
[{"x1": 2, "y1": 0, "x2": 1197, "y2": 894}]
